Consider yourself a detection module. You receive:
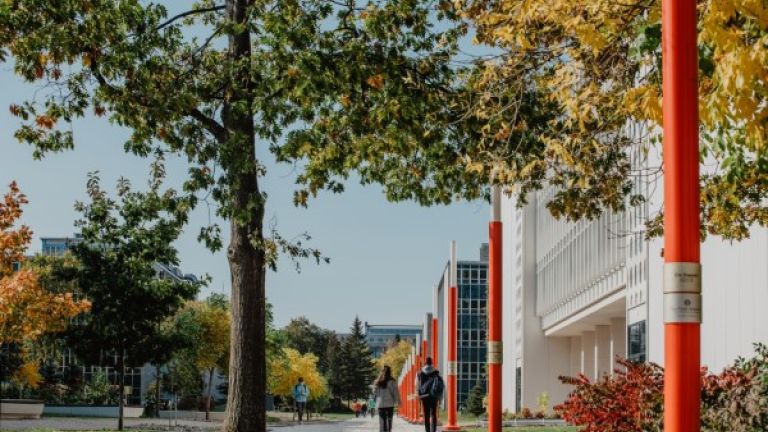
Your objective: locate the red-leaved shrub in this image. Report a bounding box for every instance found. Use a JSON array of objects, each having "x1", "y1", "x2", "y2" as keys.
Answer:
[
  {"x1": 554, "y1": 358, "x2": 663, "y2": 432},
  {"x1": 555, "y1": 345, "x2": 768, "y2": 432}
]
